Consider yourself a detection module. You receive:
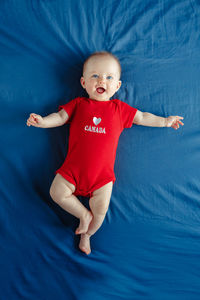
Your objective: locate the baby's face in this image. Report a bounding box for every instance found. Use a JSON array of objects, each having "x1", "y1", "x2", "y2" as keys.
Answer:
[{"x1": 80, "y1": 56, "x2": 122, "y2": 101}]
